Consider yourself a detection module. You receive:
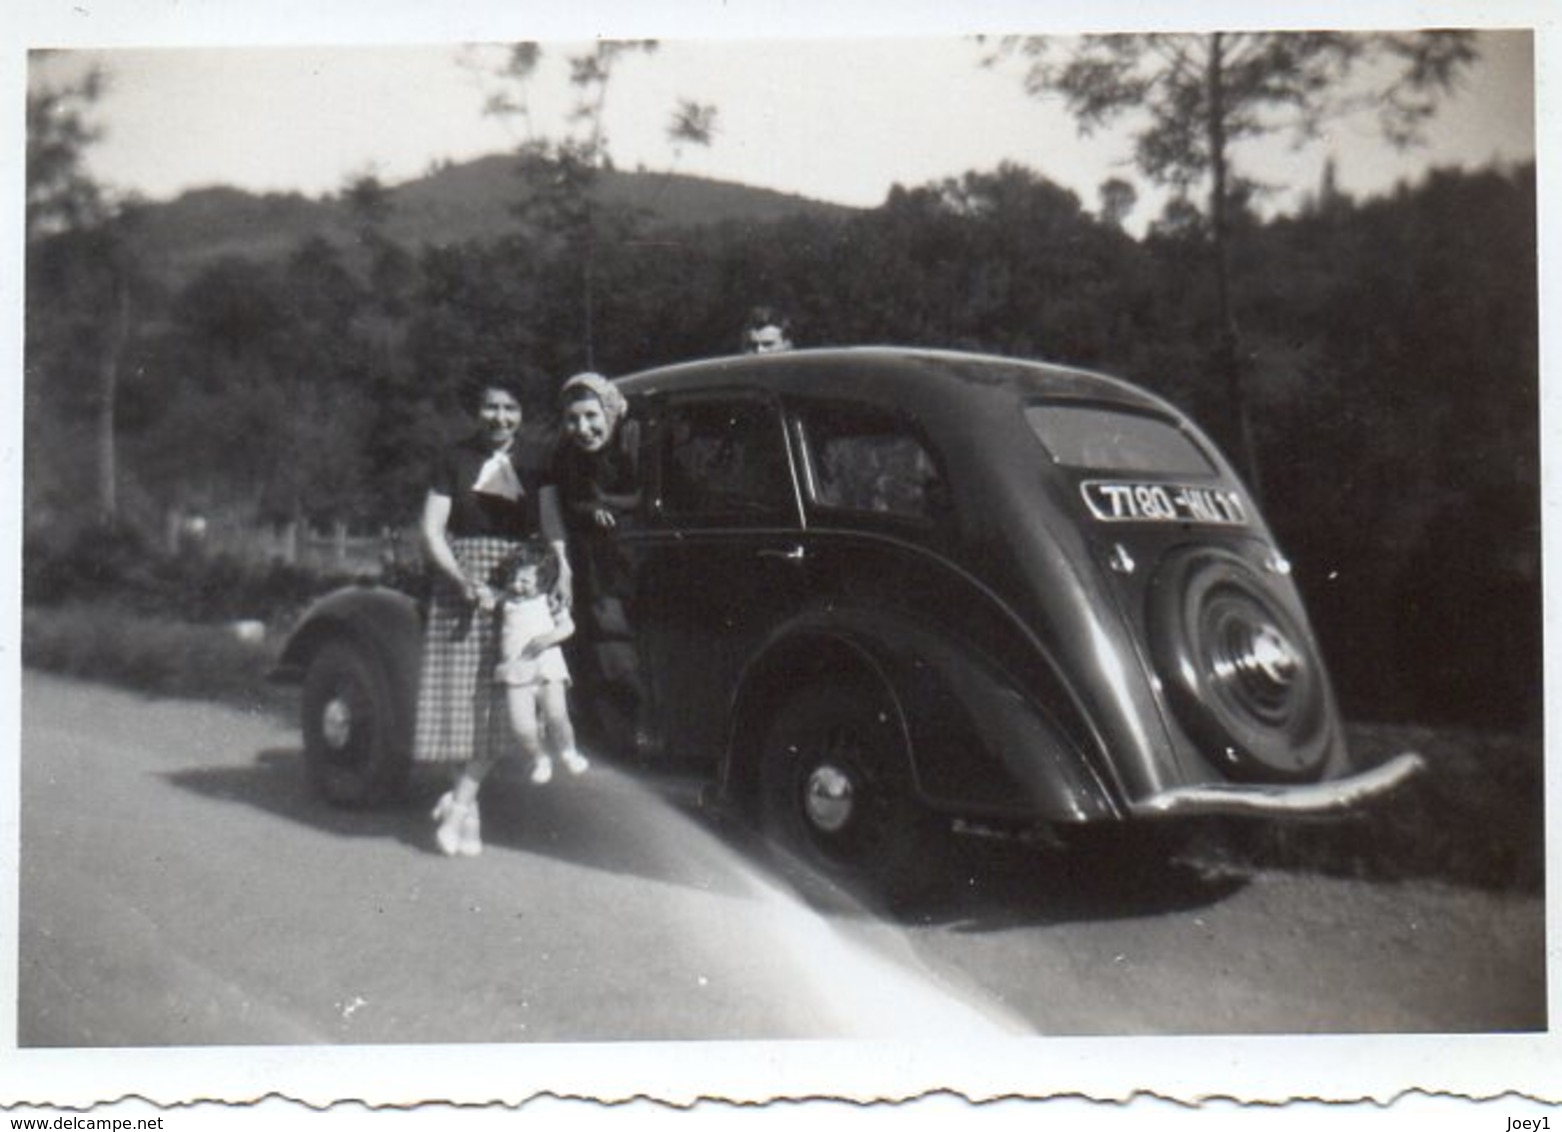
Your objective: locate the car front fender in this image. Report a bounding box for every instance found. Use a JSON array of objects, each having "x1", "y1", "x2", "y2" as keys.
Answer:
[{"x1": 271, "y1": 585, "x2": 423, "y2": 718}]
